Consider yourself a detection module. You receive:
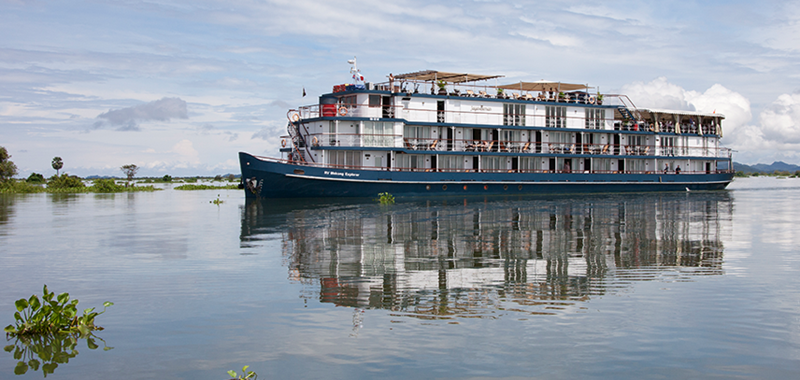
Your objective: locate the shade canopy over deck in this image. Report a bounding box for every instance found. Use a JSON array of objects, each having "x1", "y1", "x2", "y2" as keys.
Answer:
[
  {"x1": 393, "y1": 70, "x2": 503, "y2": 84},
  {"x1": 498, "y1": 81, "x2": 589, "y2": 92}
]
